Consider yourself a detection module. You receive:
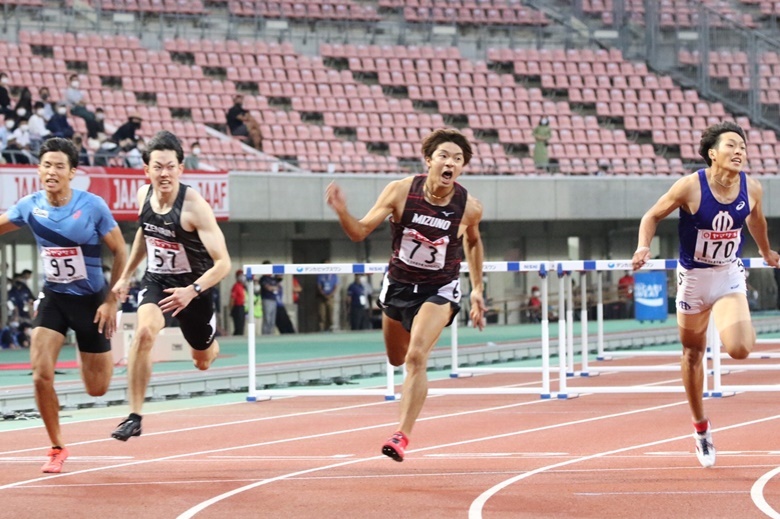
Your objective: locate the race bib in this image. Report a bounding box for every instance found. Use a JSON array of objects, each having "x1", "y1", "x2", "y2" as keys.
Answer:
[
  {"x1": 398, "y1": 228, "x2": 449, "y2": 270},
  {"x1": 42, "y1": 246, "x2": 88, "y2": 283},
  {"x1": 693, "y1": 228, "x2": 741, "y2": 265},
  {"x1": 145, "y1": 236, "x2": 193, "y2": 274}
]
